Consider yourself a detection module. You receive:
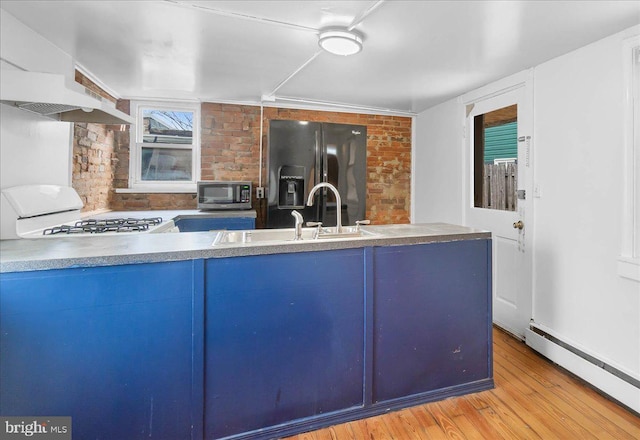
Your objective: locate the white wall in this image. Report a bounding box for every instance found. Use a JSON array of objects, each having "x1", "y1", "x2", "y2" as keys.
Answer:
[
  {"x1": 533, "y1": 26, "x2": 640, "y2": 379},
  {"x1": 0, "y1": 103, "x2": 72, "y2": 188},
  {"x1": 414, "y1": 98, "x2": 463, "y2": 224},
  {"x1": 414, "y1": 25, "x2": 640, "y2": 410},
  {"x1": 0, "y1": 10, "x2": 75, "y2": 237}
]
